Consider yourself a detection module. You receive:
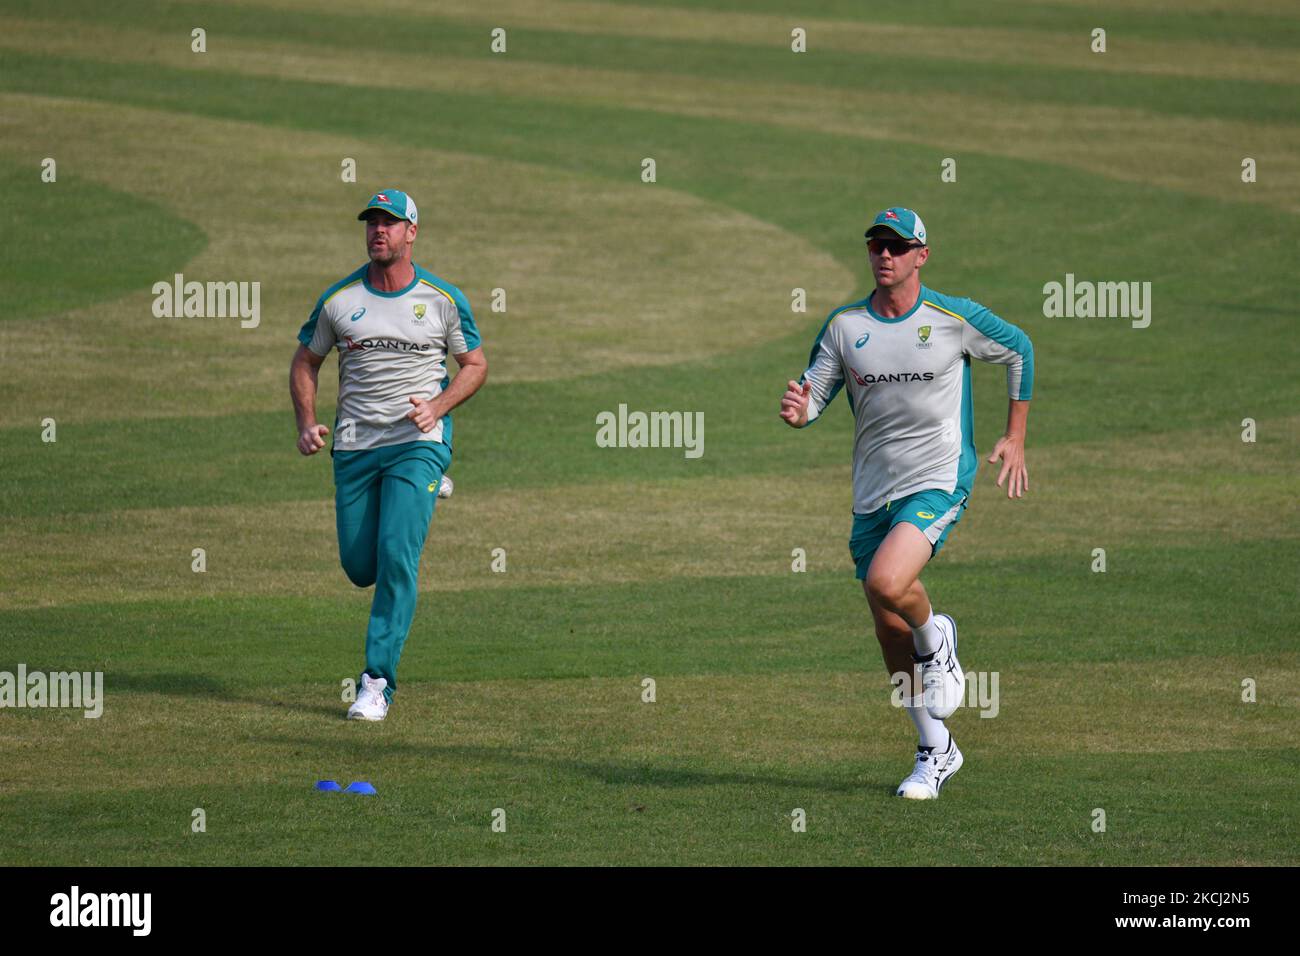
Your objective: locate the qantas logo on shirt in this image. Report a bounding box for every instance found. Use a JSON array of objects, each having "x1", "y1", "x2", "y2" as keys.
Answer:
[
  {"x1": 343, "y1": 335, "x2": 432, "y2": 352},
  {"x1": 850, "y1": 369, "x2": 934, "y2": 386}
]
